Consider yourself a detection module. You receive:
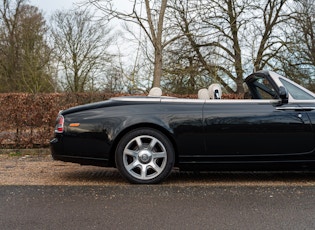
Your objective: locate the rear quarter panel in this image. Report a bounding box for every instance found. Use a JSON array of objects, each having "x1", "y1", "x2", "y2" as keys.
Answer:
[{"x1": 60, "y1": 99, "x2": 205, "y2": 164}]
